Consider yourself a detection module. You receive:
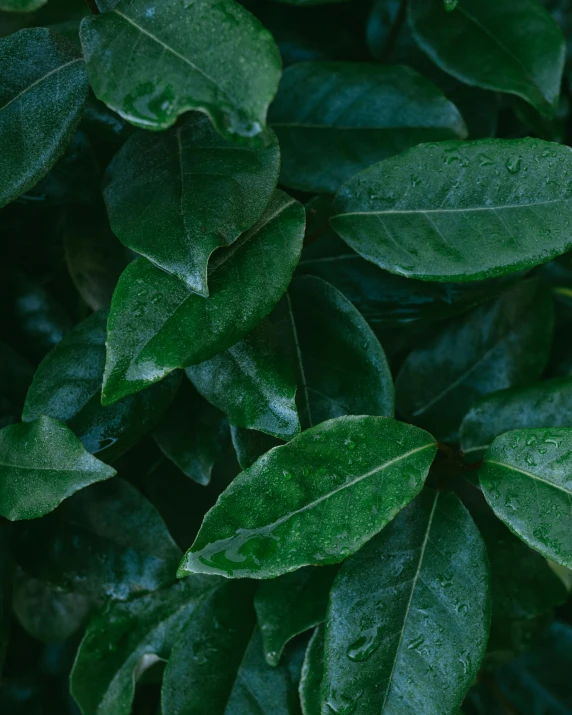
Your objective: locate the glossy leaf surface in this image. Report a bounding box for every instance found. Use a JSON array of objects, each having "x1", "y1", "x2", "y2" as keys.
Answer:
[
  {"x1": 80, "y1": 0, "x2": 281, "y2": 139},
  {"x1": 299, "y1": 625, "x2": 324, "y2": 715},
  {"x1": 269, "y1": 61, "x2": 466, "y2": 193},
  {"x1": 0, "y1": 28, "x2": 88, "y2": 208},
  {"x1": 0, "y1": 416, "x2": 115, "y2": 521},
  {"x1": 255, "y1": 565, "x2": 337, "y2": 666},
  {"x1": 480, "y1": 427, "x2": 572, "y2": 568},
  {"x1": 460, "y1": 377, "x2": 572, "y2": 462},
  {"x1": 104, "y1": 114, "x2": 280, "y2": 295},
  {"x1": 187, "y1": 318, "x2": 299, "y2": 441},
  {"x1": 154, "y1": 382, "x2": 229, "y2": 486},
  {"x1": 22, "y1": 310, "x2": 181, "y2": 462},
  {"x1": 331, "y1": 139, "x2": 572, "y2": 282},
  {"x1": 396, "y1": 279, "x2": 553, "y2": 442},
  {"x1": 71, "y1": 574, "x2": 222, "y2": 715},
  {"x1": 179, "y1": 415, "x2": 436, "y2": 579},
  {"x1": 409, "y1": 0, "x2": 565, "y2": 116},
  {"x1": 102, "y1": 191, "x2": 305, "y2": 404},
  {"x1": 323, "y1": 490, "x2": 490, "y2": 715},
  {"x1": 12, "y1": 478, "x2": 181, "y2": 599}
]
